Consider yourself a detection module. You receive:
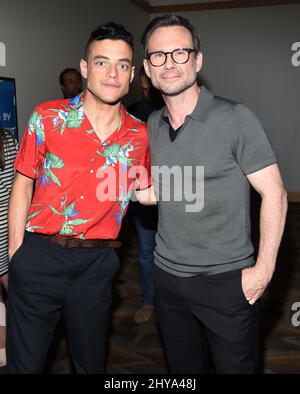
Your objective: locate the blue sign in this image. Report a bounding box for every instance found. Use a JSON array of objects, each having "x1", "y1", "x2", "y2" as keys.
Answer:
[{"x1": 0, "y1": 77, "x2": 18, "y2": 141}]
